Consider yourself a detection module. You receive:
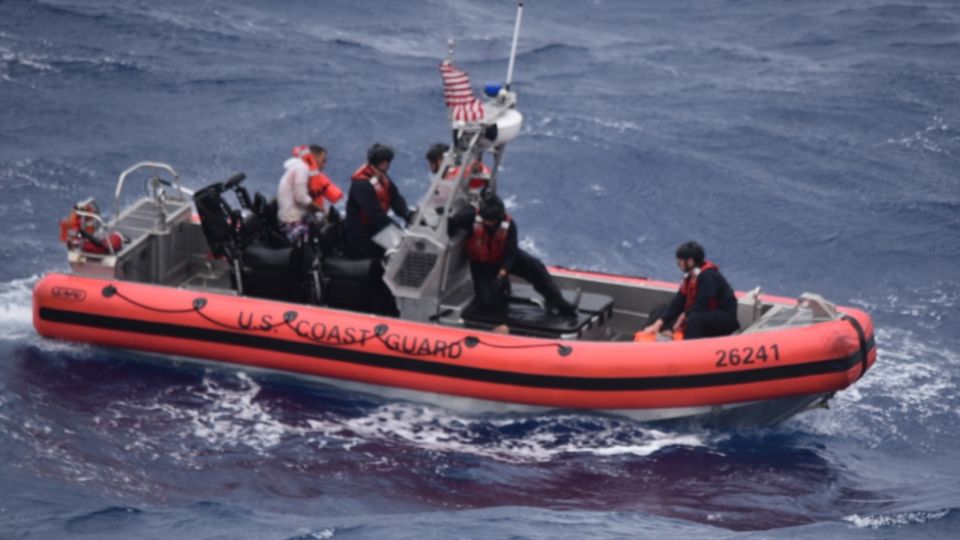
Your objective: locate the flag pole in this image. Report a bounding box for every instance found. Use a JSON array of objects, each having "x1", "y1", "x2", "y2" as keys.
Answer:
[{"x1": 505, "y1": 2, "x2": 524, "y2": 89}]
